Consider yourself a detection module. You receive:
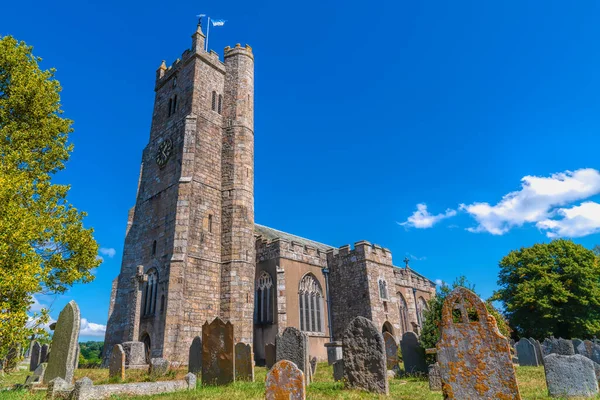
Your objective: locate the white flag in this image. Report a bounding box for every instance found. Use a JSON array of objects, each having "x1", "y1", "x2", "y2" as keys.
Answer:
[{"x1": 211, "y1": 19, "x2": 226, "y2": 27}]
